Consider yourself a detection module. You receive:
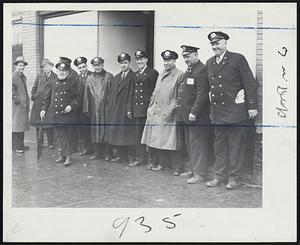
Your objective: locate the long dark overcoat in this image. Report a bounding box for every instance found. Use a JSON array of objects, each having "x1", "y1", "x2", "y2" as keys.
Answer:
[
  {"x1": 108, "y1": 69, "x2": 136, "y2": 146},
  {"x1": 29, "y1": 71, "x2": 57, "y2": 127}
]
